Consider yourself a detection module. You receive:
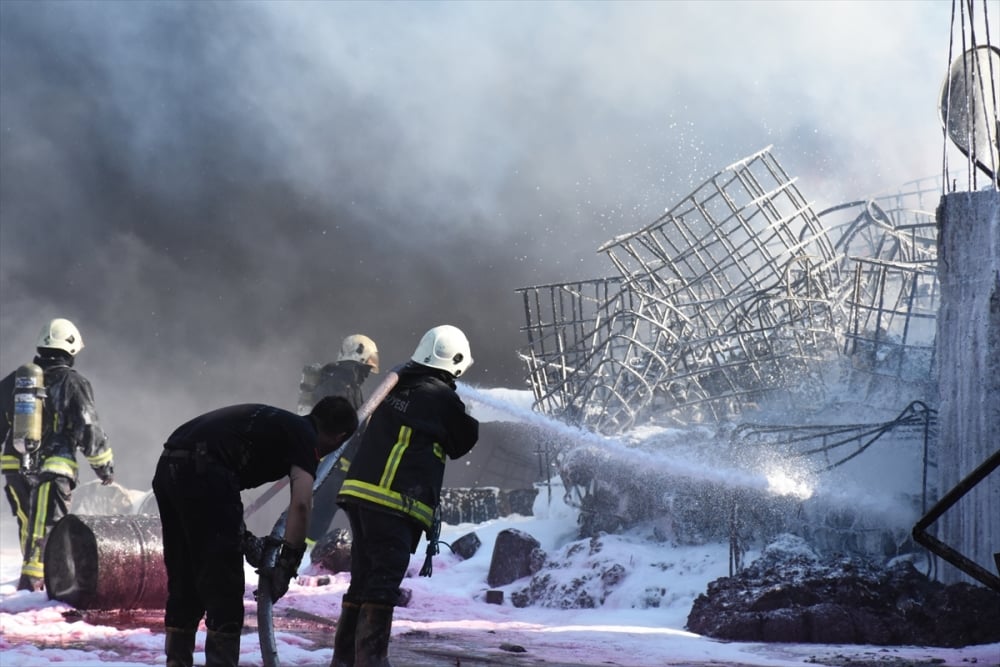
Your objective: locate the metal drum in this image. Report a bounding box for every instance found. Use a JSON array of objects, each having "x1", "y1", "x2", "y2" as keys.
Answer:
[{"x1": 44, "y1": 514, "x2": 166, "y2": 610}]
